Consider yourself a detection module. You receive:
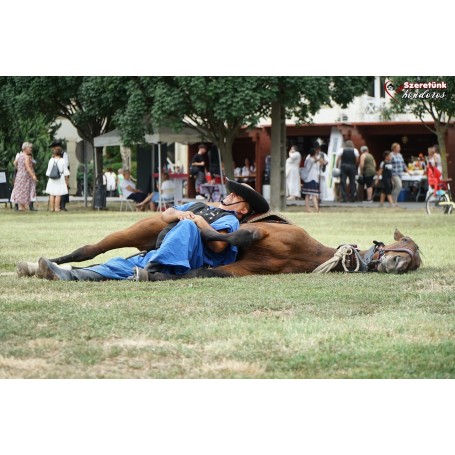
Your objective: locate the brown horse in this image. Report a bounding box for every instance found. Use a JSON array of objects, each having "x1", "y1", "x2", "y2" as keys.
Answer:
[{"x1": 17, "y1": 215, "x2": 421, "y2": 279}]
